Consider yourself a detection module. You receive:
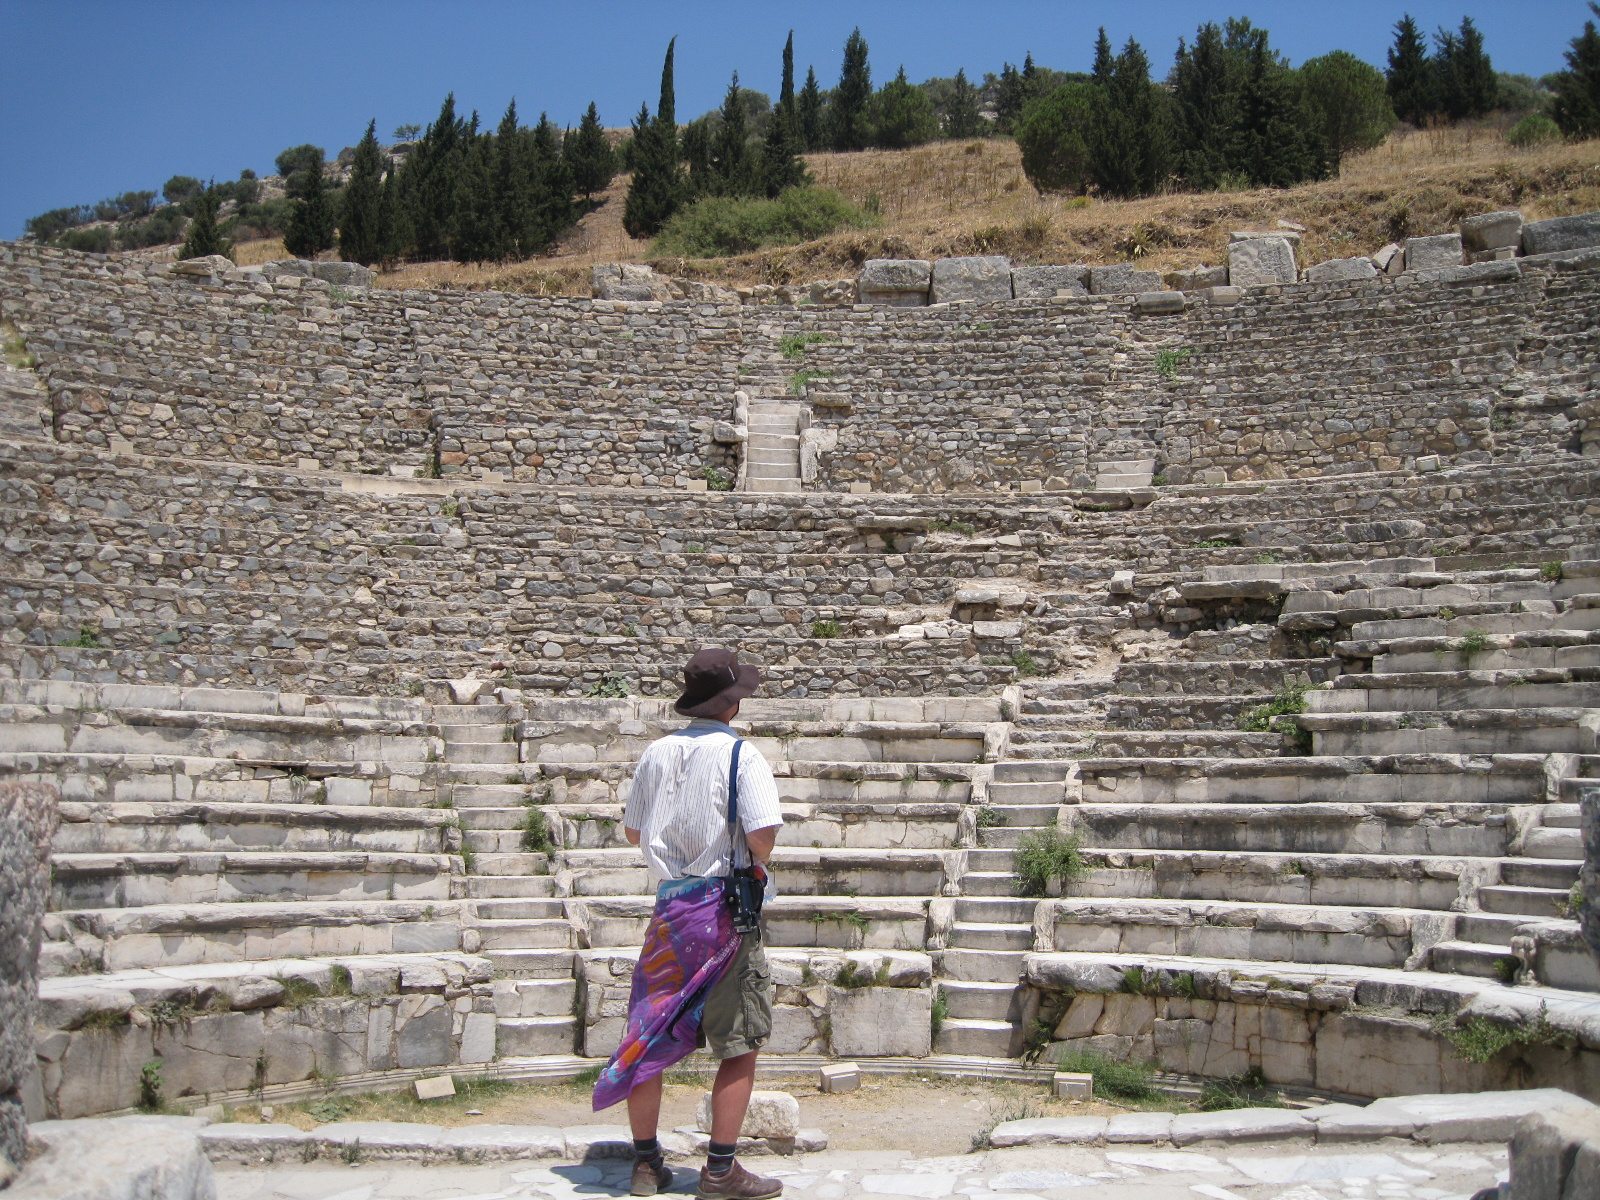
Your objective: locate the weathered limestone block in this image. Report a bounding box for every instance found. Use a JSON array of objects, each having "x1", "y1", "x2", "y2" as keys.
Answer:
[
  {"x1": 1461, "y1": 210, "x2": 1524, "y2": 254},
  {"x1": 13, "y1": 1116, "x2": 216, "y2": 1200},
  {"x1": 591, "y1": 263, "x2": 661, "y2": 301},
  {"x1": 1228, "y1": 236, "x2": 1297, "y2": 287},
  {"x1": 1507, "y1": 1098, "x2": 1600, "y2": 1200},
  {"x1": 1089, "y1": 263, "x2": 1162, "y2": 295},
  {"x1": 1581, "y1": 782, "x2": 1600, "y2": 961},
  {"x1": 826, "y1": 986, "x2": 931, "y2": 1056},
  {"x1": 1405, "y1": 234, "x2": 1465, "y2": 273},
  {"x1": 1011, "y1": 265, "x2": 1089, "y2": 297},
  {"x1": 1522, "y1": 212, "x2": 1600, "y2": 256},
  {"x1": 696, "y1": 1090, "x2": 799, "y2": 1138},
  {"x1": 0, "y1": 782, "x2": 56, "y2": 1173},
  {"x1": 1305, "y1": 256, "x2": 1379, "y2": 283},
  {"x1": 259, "y1": 259, "x2": 315, "y2": 280},
  {"x1": 930, "y1": 256, "x2": 1012, "y2": 304},
  {"x1": 310, "y1": 261, "x2": 374, "y2": 288},
  {"x1": 1133, "y1": 290, "x2": 1185, "y2": 314},
  {"x1": 1166, "y1": 265, "x2": 1228, "y2": 290},
  {"x1": 858, "y1": 259, "x2": 932, "y2": 306},
  {"x1": 171, "y1": 255, "x2": 235, "y2": 283}
]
